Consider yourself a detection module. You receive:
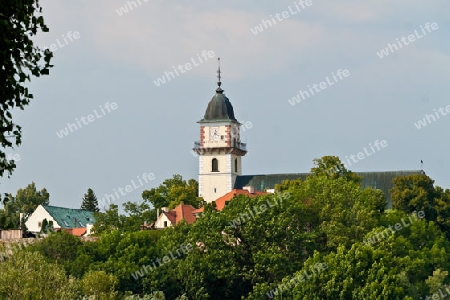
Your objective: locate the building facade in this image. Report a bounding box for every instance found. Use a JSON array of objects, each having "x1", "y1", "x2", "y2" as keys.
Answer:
[{"x1": 193, "y1": 75, "x2": 247, "y2": 203}]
